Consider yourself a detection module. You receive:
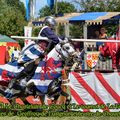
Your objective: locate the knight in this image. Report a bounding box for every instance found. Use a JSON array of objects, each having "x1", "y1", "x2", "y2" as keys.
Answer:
[{"x1": 38, "y1": 16, "x2": 65, "y2": 50}]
